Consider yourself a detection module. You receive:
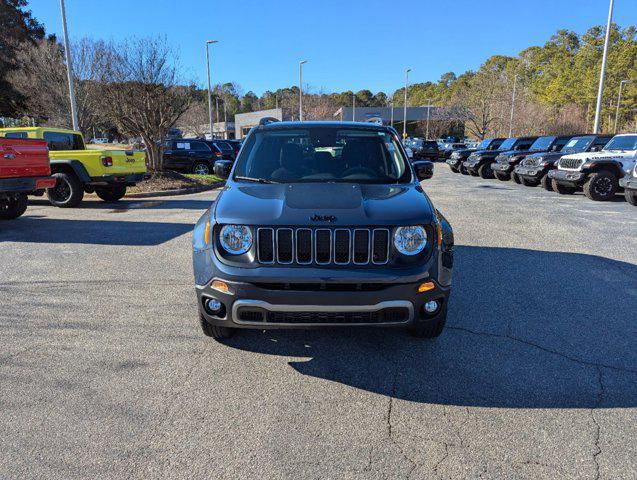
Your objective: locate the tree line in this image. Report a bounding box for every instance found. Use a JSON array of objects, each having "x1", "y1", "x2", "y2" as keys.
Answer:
[{"x1": 0, "y1": 1, "x2": 635, "y2": 171}]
